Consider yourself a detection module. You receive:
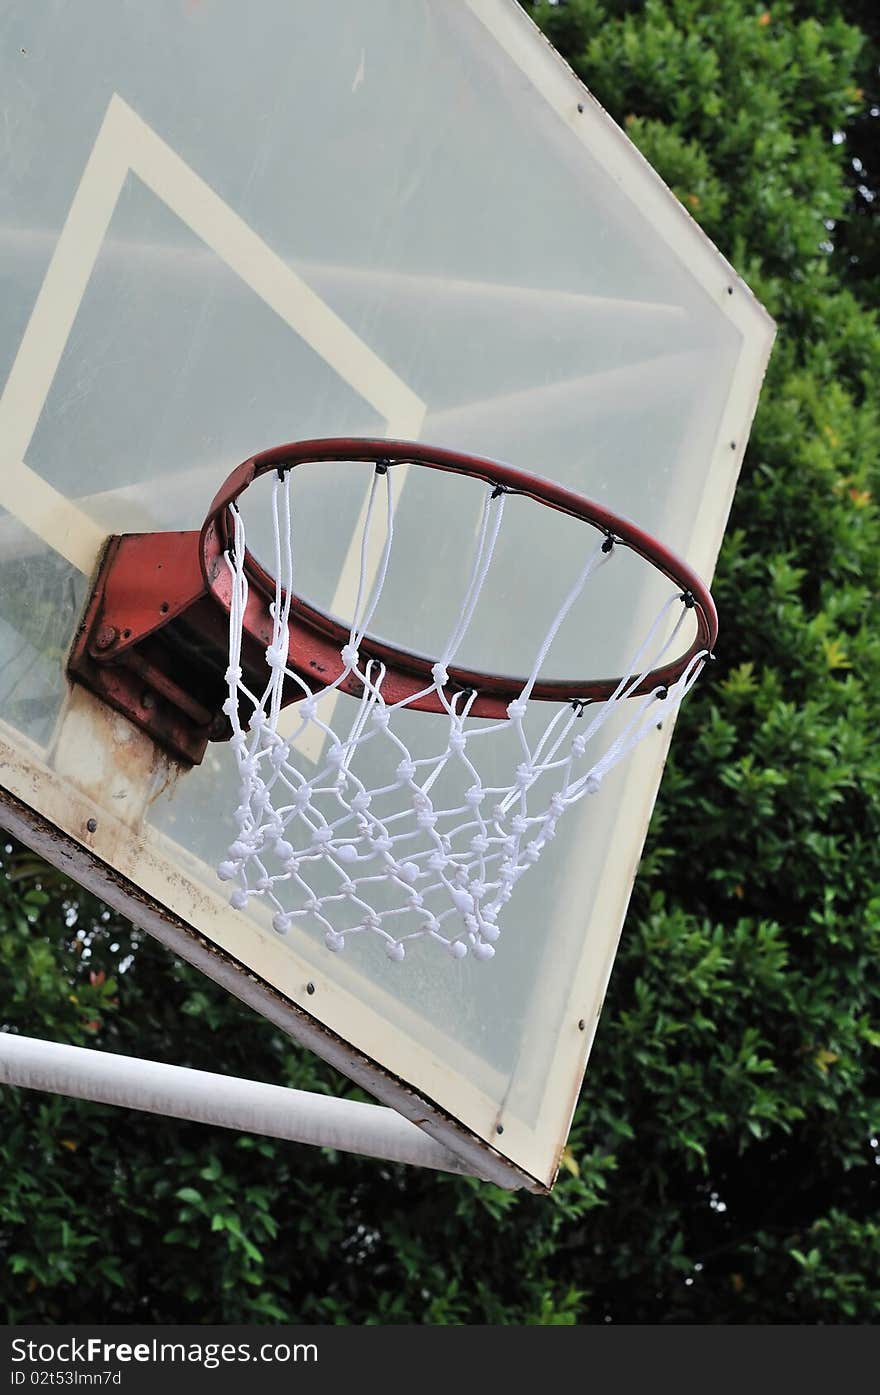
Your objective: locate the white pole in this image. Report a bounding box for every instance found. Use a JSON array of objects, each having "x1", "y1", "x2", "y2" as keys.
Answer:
[{"x1": 0, "y1": 1032, "x2": 488, "y2": 1179}]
